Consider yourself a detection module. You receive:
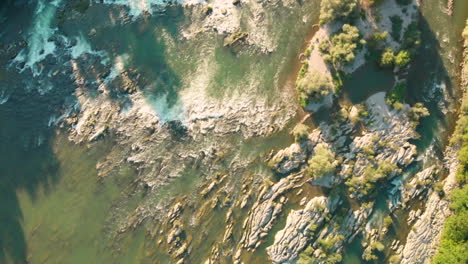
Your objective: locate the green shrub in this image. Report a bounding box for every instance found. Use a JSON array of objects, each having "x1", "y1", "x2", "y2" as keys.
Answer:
[
  {"x1": 368, "y1": 0, "x2": 384, "y2": 6},
  {"x1": 390, "y1": 15, "x2": 403, "y2": 41},
  {"x1": 389, "y1": 255, "x2": 401, "y2": 264},
  {"x1": 380, "y1": 48, "x2": 395, "y2": 68},
  {"x1": 449, "y1": 185, "x2": 468, "y2": 213},
  {"x1": 386, "y1": 81, "x2": 407, "y2": 107},
  {"x1": 395, "y1": 50, "x2": 411, "y2": 67},
  {"x1": 369, "y1": 31, "x2": 388, "y2": 45},
  {"x1": 320, "y1": 24, "x2": 361, "y2": 68},
  {"x1": 319, "y1": 0, "x2": 359, "y2": 24},
  {"x1": 371, "y1": 241, "x2": 385, "y2": 251},
  {"x1": 346, "y1": 160, "x2": 396, "y2": 196},
  {"x1": 309, "y1": 143, "x2": 337, "y2": 178},
  {"x1": 296, "y1": 70, "x2": 334, "y2": 105},
  {"x1": 402, "y1": 22, "x2": 422, "y2": 54},
  {"x1": 408, "y1": 103, "x2": 430, "y2": 122},
  {"x1": 292, "y1": 123, "x2": 310, "y2": 142},
  {"x1": 384, "y1": 215, "x2": 393, "y2": 228}
]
